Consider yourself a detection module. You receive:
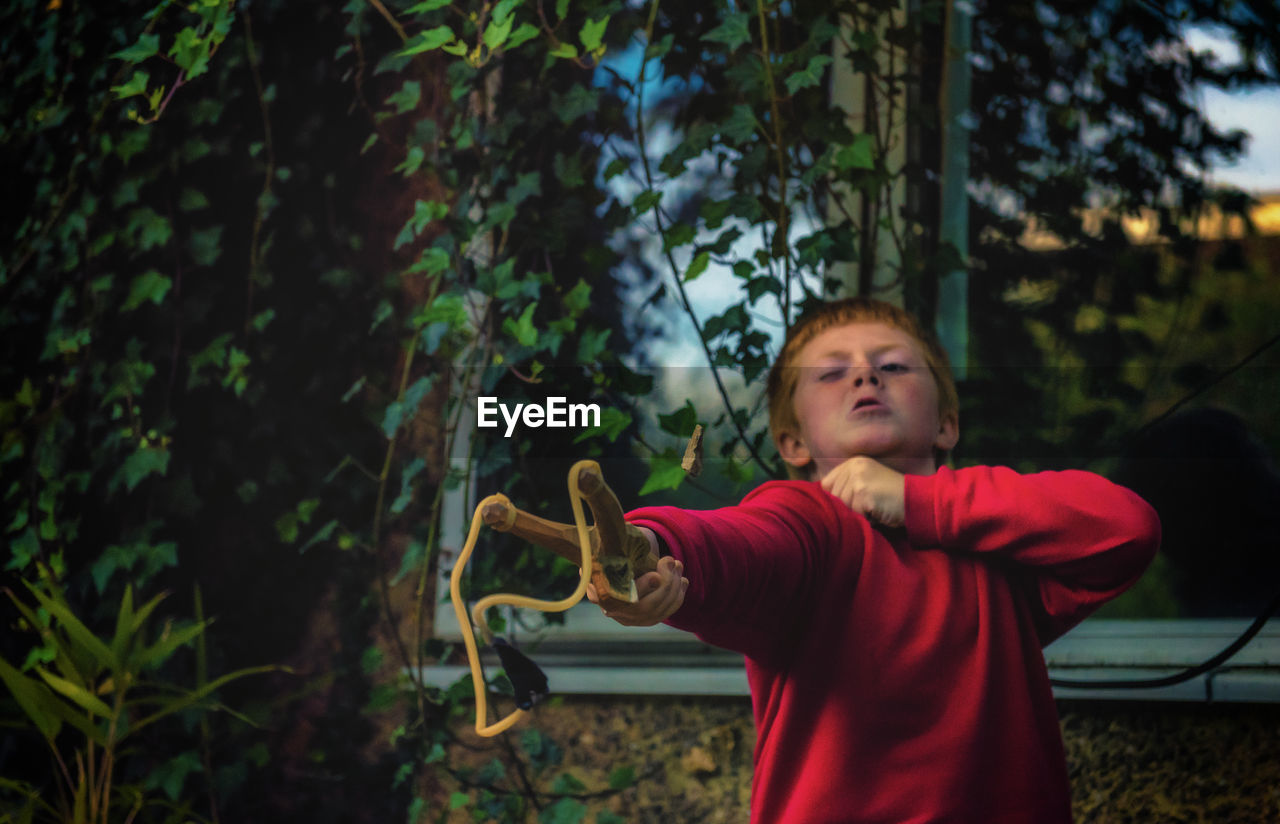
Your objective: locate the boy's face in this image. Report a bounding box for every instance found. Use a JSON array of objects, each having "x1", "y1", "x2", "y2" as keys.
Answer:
[{"x1": 777, "y1": 322, "x2": 959, "y2": 478}]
